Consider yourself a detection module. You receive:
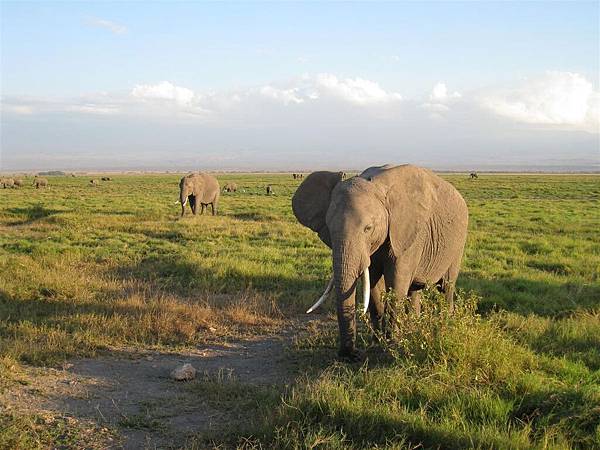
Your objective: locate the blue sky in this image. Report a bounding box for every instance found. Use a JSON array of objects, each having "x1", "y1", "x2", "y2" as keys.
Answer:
[{"x1": 1, "y1": 1, "x2": 599, "y2": 171}]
